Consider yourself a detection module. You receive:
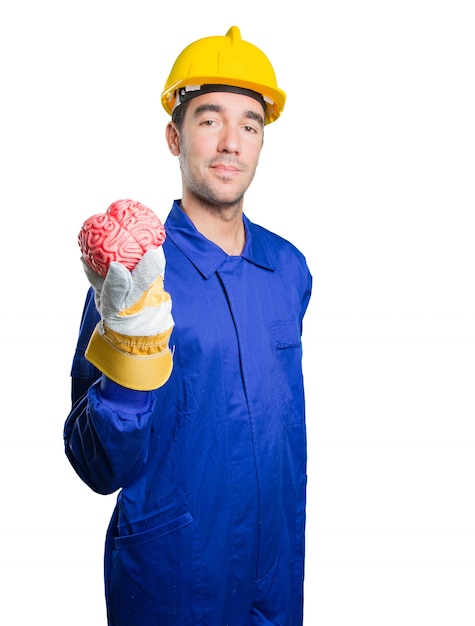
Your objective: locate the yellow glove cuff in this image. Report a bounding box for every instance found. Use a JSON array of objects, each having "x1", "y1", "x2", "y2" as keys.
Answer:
[{"x1": 85, "y1": 324, "x2": 173, "y2": 391}]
